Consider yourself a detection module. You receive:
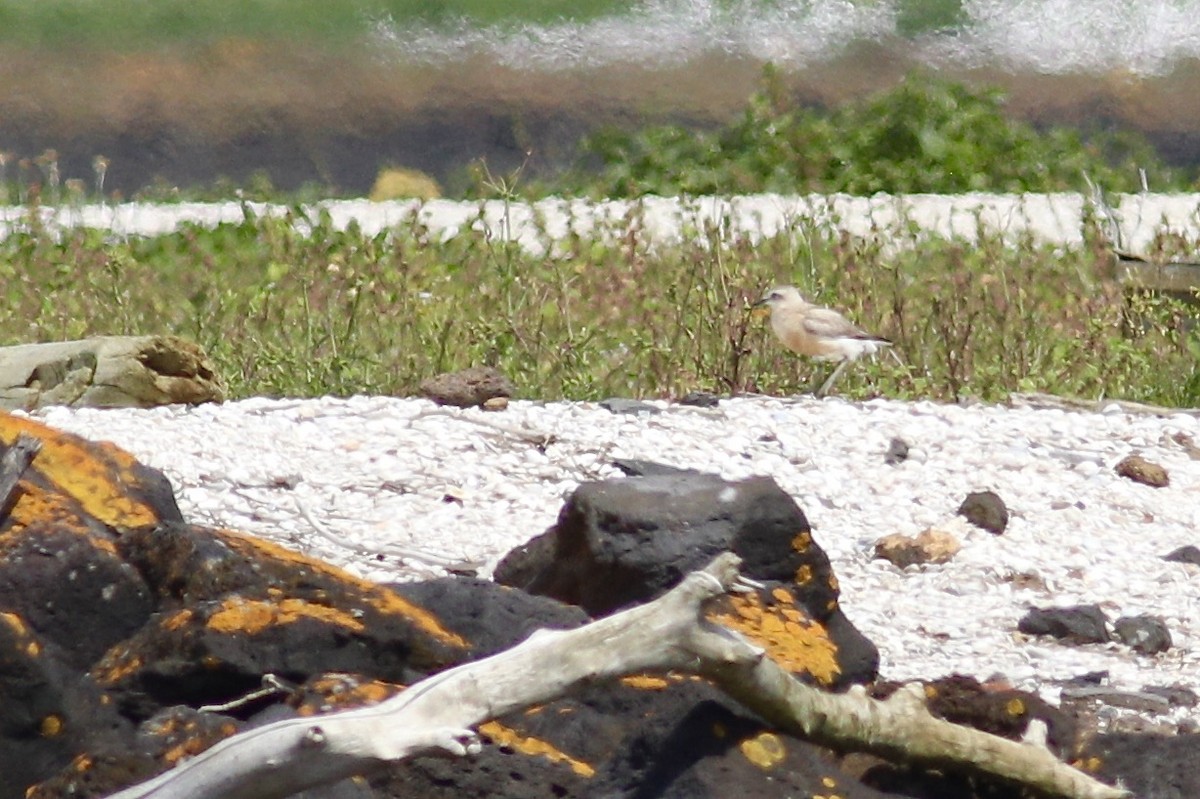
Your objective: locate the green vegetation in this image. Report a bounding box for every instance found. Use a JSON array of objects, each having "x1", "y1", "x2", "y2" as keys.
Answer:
[
  {"x1": 0, "y1": 0, "x2": 987, "y2": 50},
  {"x1": 0, "y1": 0, "x2": 634, "y2": 50},
  {"x1": 562, "y1": 70, "x2": 1190, "y2": 199},
  {"x1": 2, "y1": 202, "x2": 1197, "y2": 406}
]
